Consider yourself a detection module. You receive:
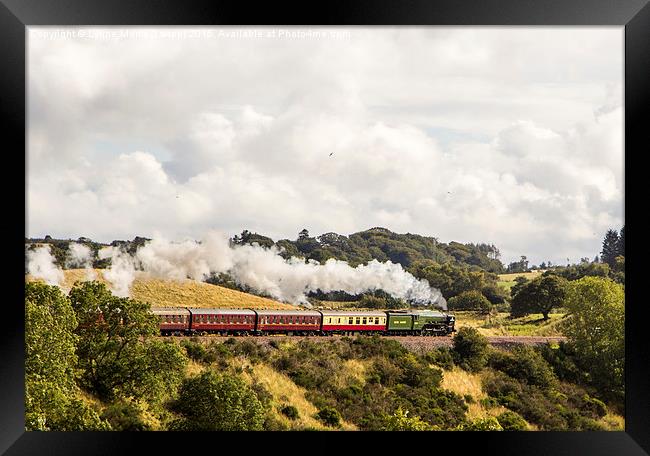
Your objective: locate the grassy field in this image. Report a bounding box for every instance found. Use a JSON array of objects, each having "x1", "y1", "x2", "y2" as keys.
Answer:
[
  {"x1": 453, "y1": 311, "x2": 566, "y2": 336},
  {"x1": 29, "y1": 269, "x2": 297, "y2": 310},
  {"x1": 497, "y1": 271, "x2": 543, "y2": 292}
]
